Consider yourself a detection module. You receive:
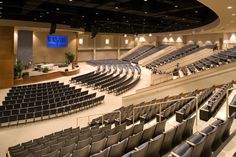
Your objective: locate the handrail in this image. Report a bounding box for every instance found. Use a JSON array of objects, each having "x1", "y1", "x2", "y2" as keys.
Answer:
[
  {"x1": 75, "y1": 110, "x2": 121, "y2": 127},
  {"x1": 132, "y1": 96, "x2": 199, "y2": 131},
  {"x1": 226, "y1": 87, "x2": 236, "y2": 119}
]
